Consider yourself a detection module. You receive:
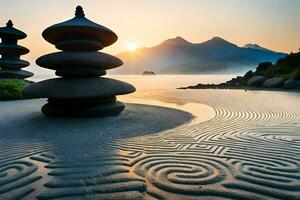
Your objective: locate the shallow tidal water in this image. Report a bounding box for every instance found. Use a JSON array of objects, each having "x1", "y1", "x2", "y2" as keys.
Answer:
[{"x1": 1, "y1": 75, "x2": 300, "y2": 199}]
